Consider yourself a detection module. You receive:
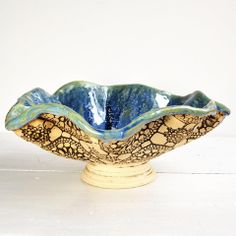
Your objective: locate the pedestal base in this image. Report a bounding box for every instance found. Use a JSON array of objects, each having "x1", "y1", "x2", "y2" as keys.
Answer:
[{"x1": 81, "y1": 162, "x2": 156, "y2": 189}]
